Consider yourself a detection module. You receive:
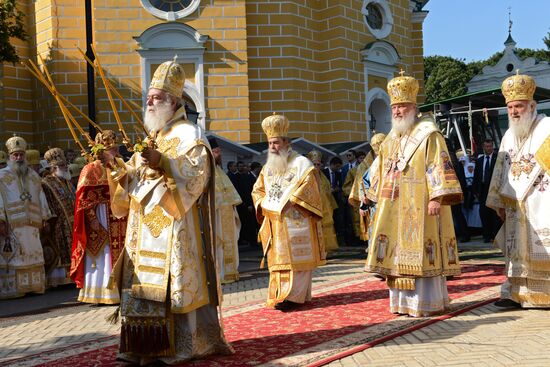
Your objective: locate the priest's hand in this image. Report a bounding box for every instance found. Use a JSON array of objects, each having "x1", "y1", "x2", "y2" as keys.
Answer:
[
  {"x1": 497, "y1": 208, "x2": 506, "y2": 221},
  {"x1": 141, "y1": 149, "x2": 161, "y2": 168},
  {"x1": 428, "y1": 199, "x2": 441, "y2": 216},
  {"x1": 0, "y1": 220, "x2": 7, "y2": 236}
]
